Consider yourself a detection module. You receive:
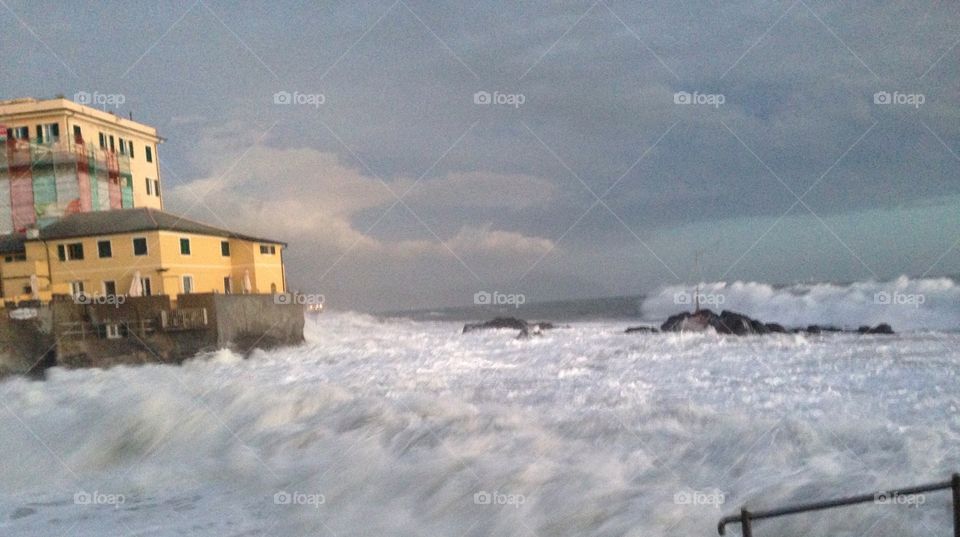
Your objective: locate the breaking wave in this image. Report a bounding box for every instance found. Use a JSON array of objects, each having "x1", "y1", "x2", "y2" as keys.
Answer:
[
  {"x1": 641, "y1": 276, "x2": 960, "y2": 331},
  {"x1": 1, "y1": 311, "x2": 959, "y2": 535}
]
